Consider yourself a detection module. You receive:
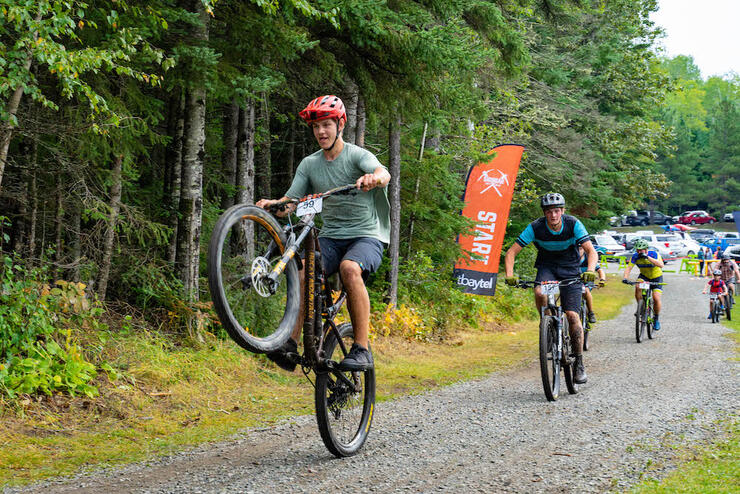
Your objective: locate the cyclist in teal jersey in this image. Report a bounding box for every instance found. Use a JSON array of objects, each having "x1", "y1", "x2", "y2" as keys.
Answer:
[{"x1": 504, "y1": 193, "x2": 598, "y2": 384}]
